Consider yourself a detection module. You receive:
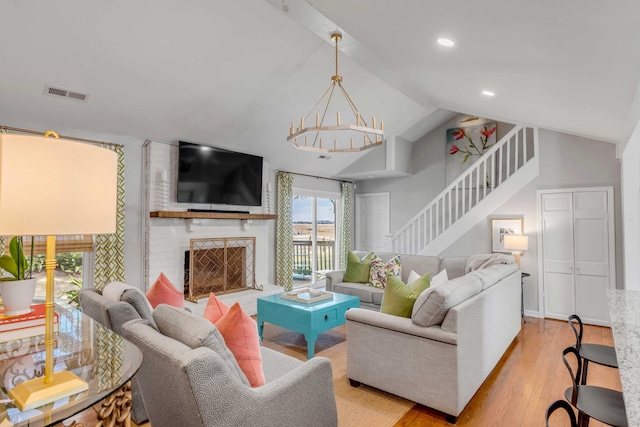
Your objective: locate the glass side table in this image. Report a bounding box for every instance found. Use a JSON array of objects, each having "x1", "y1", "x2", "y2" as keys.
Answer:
[
  {"x1": 0, "y1": 302, "x2": 142, "y2": 427},
  {"x1": 521, "y1": 272, "x2": 531, "y2": 323}
]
